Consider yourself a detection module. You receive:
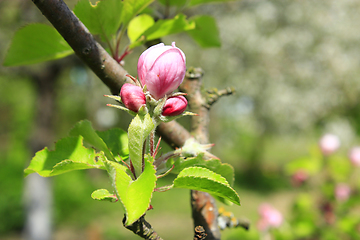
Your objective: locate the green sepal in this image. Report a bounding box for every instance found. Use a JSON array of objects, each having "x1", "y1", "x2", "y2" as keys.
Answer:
[
  {"x1": 173, "y1": 166, "x2": 240, "y2": 205},
  {"x1": 91, "y1": 189, "x2": 118, "y2": 202}
]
